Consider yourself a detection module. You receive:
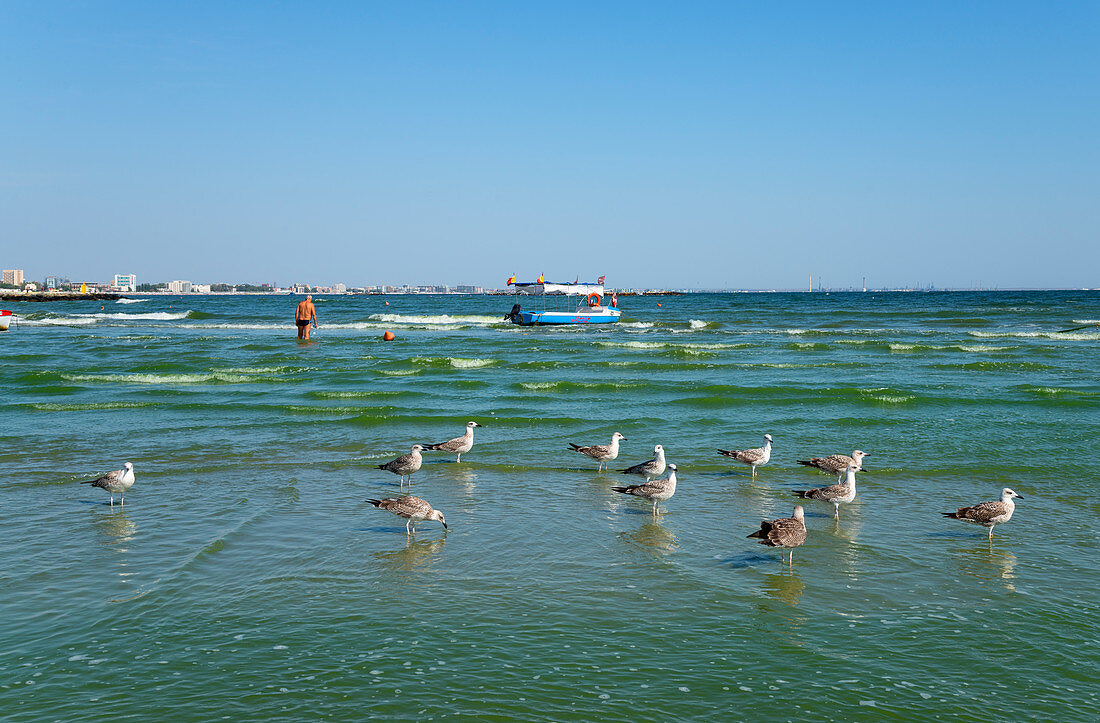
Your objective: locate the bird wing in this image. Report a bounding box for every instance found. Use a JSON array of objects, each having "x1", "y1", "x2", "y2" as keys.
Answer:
[
  {"x1": 733, "y1": 446, "x2": 765, "y2": 463},
  {"x1": 380, "y1": 496, "x2": 432, "y2": 517},
  {"x1": 765, "y1": 518, "x2": 806, "y2": 547},
  {"x1": 89, "y1": 469, "x2": 123, "y2": 488},
  {"x1": 818, "y1": 454, "x2": 853, "y2": 473},
  {"x1": 383, "y1": 453, "x2": 416, "y2": 470},
  {"x1": 623, "y1": 457, "x2": 656, "y2": 474},
  {"x1": 809, "y1": 483, "x2": 847, "y2": 500},
  {"x1": 638, "y1": 478, "x2": 673, "y2": 496},
  {"x1": 427, "y1": 436, "x2": 463, "y2": 452},
  {"x1": 956, "y1": 500, "x2": 1008, "y2": 523}
]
